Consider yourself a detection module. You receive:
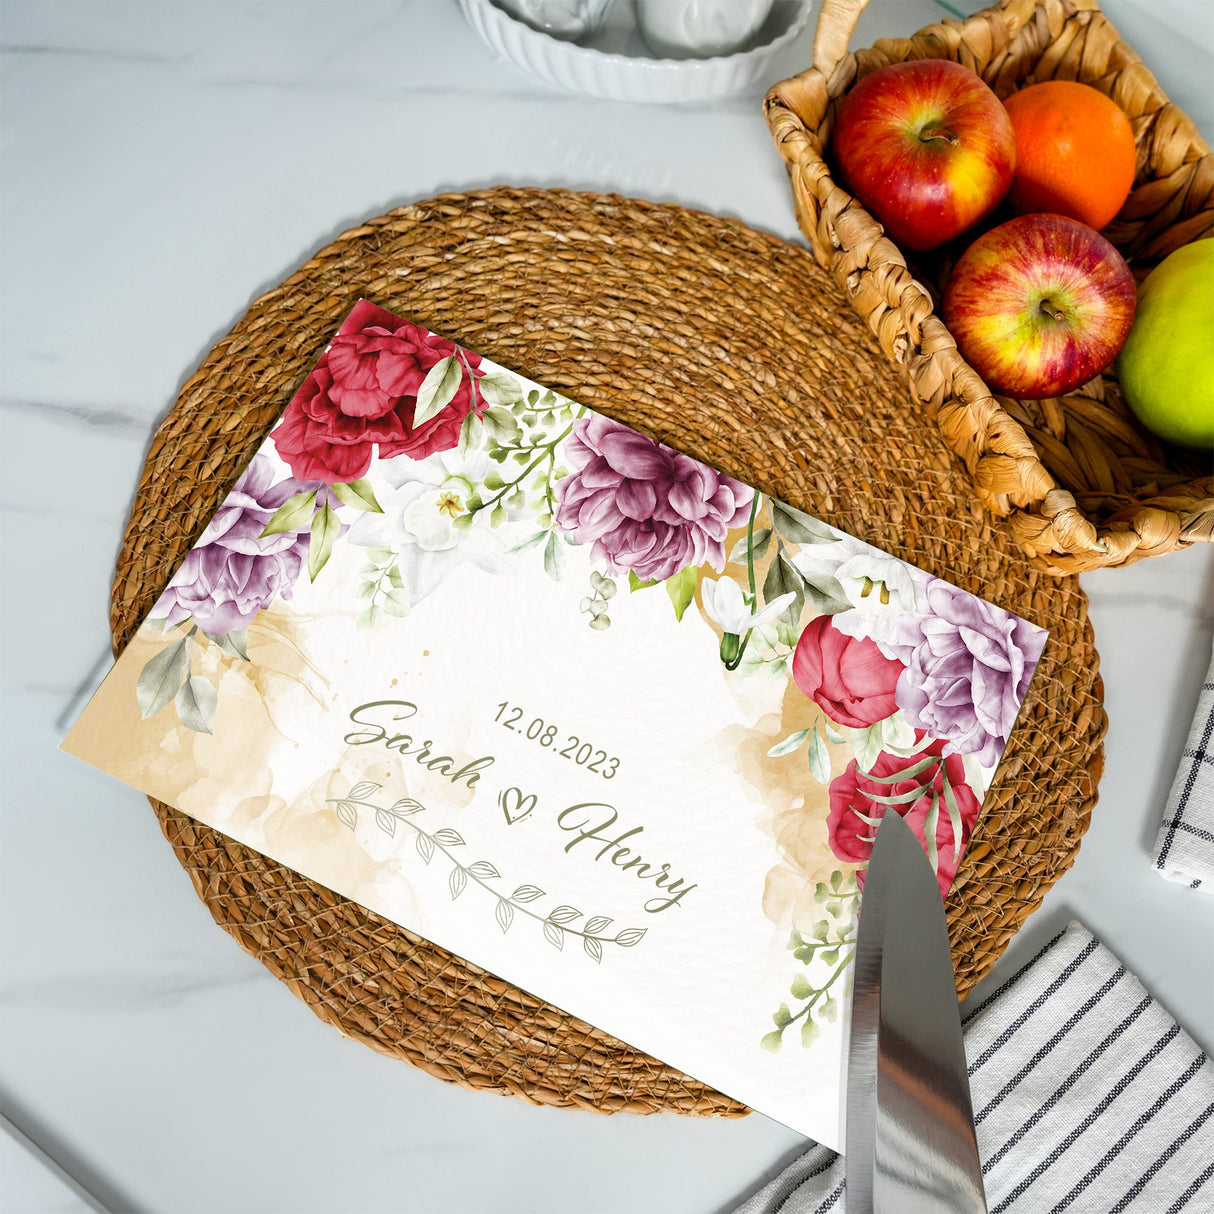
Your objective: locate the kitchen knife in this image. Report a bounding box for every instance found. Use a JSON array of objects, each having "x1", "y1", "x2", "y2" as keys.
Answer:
[{"x1": 845, "y1": 810, "x2": 987, "y2": 1213}]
